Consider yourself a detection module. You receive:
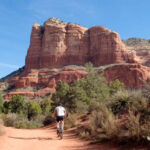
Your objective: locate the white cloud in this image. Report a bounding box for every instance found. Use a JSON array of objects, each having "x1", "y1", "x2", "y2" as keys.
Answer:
[{"x1": 0, "y1": 63, "x2": 19, "y2": 69}]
